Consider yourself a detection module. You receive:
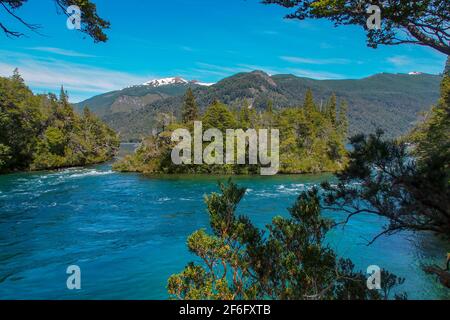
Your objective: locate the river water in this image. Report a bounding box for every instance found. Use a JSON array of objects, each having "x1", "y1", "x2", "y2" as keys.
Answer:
[{"x1": 0, "y1": 144, "x2": 448, "y2": 299}]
